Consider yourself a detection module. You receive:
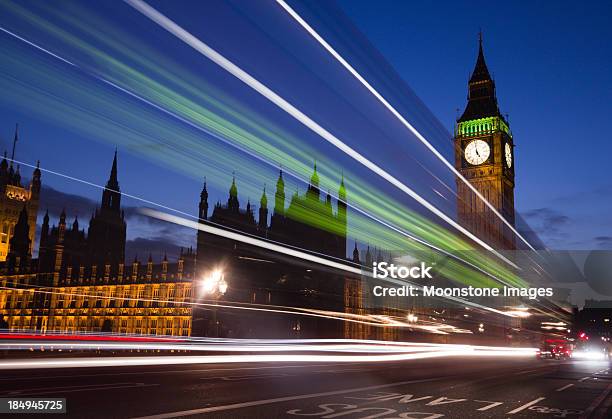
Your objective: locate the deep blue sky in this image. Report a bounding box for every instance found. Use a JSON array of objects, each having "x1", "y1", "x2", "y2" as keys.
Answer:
[
  {"x1": 337, "y1": 0, "x2": 612, "y2": 249},
  {"x1": 0, "y1": 0, "x2": 610, "y2": 255}
]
